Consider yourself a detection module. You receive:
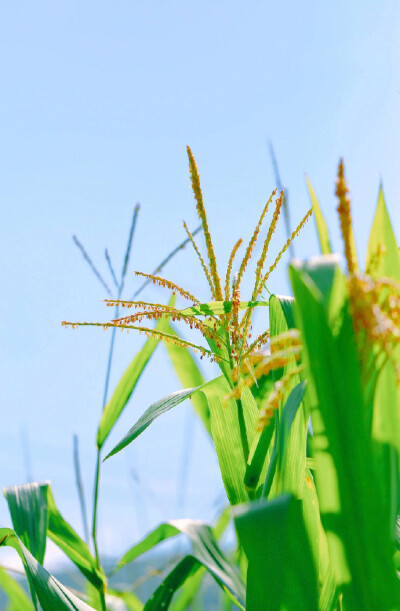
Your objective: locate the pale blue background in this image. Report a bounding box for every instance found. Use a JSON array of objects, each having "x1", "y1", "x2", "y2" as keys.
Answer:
[{"x1": 1, "y1": 1, "x2": 399, "y2": 567}]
